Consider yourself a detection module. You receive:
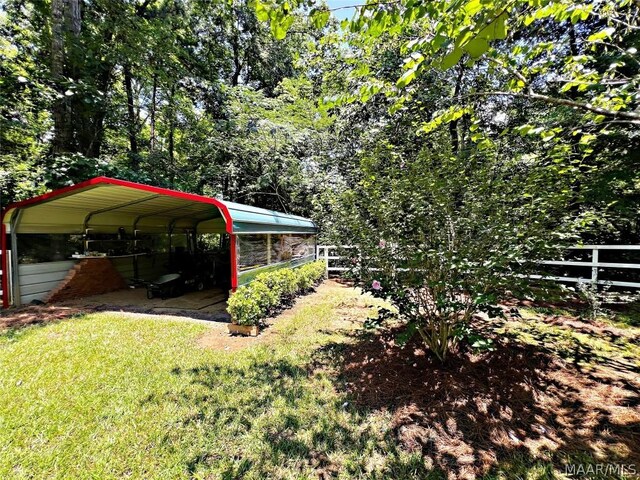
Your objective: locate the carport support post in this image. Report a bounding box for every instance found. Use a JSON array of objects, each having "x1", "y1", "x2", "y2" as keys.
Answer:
[
  {"x1": 230, "y1": 233, "x2": 238, "y2": 290},
  {"x1": 267, "y1": 234, "x2": 271, "y2": 264},
  {"x1": 133, "y1": 228, "x2": 139, "y2": 279},
  {"x1": 9, "y1": 209, "x2": 22, "y2": 306},
  {"x1": 1, "y1": 220, "x2": 8, "y2": 308}
]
